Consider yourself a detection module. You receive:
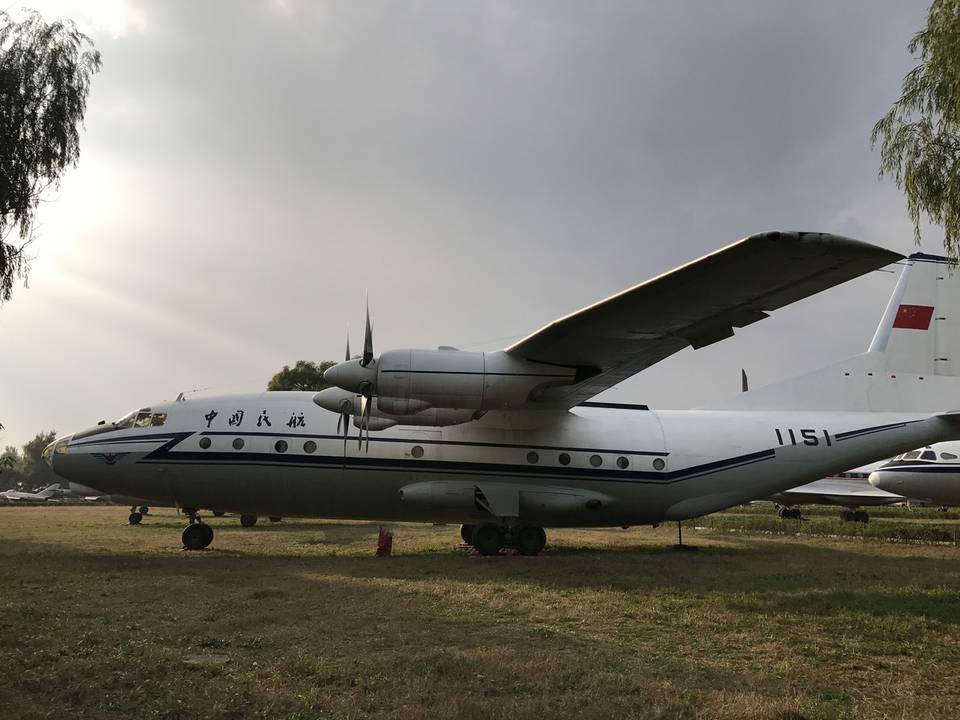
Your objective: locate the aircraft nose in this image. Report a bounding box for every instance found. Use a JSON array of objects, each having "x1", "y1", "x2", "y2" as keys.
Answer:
[
  {"x1": 869, "y1": 470, "x2": 897, "y2": 492},
  {"x1": 42, "y1": 435, "x2": 72, "y2": 471}
]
